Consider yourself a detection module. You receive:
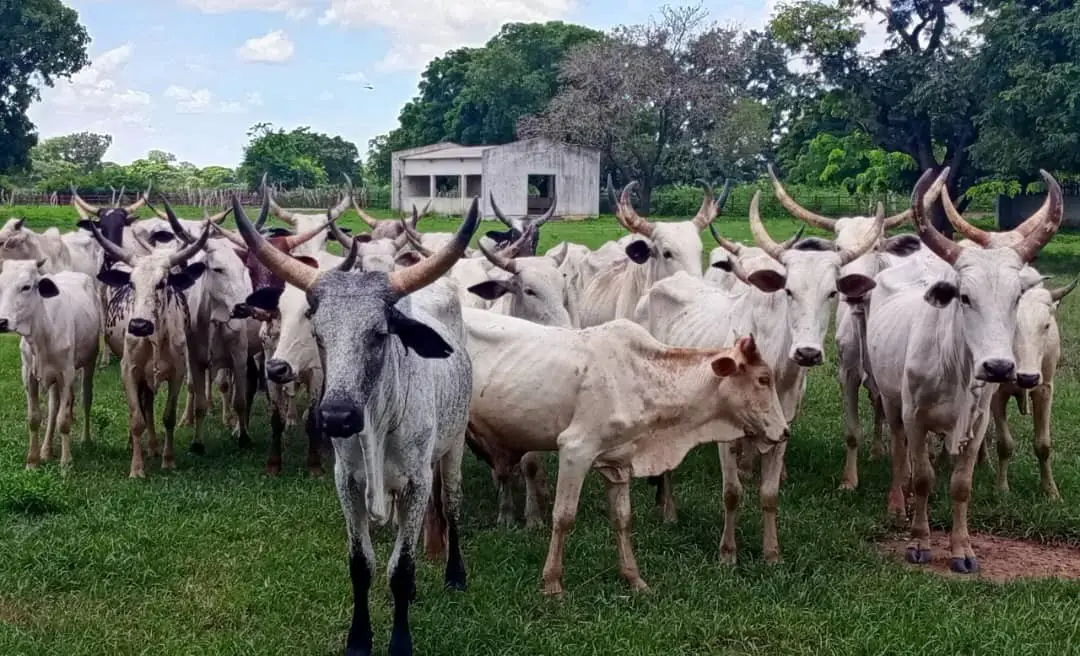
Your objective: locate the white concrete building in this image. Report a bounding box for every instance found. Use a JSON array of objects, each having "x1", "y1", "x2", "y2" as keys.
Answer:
[{"x1": 391, "y1": 138, "x2": 601, "y2": 219}]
